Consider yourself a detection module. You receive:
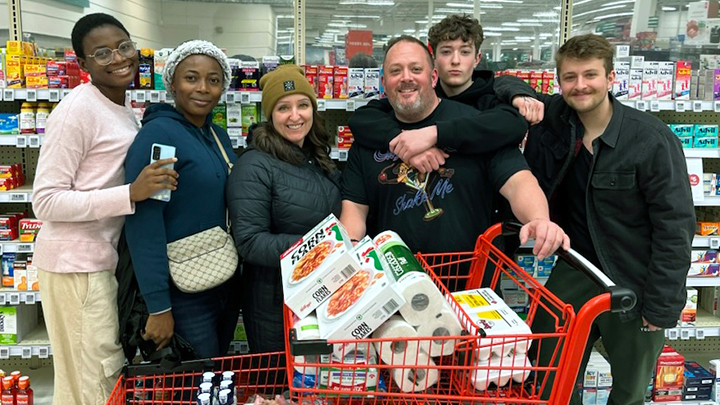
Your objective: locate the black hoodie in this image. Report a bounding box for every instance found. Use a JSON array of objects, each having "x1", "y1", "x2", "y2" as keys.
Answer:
[{"x1": 348, "y1": 71, "x2": 533, "y2": 153}]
